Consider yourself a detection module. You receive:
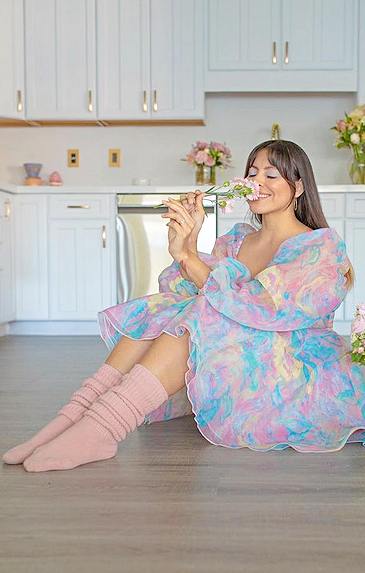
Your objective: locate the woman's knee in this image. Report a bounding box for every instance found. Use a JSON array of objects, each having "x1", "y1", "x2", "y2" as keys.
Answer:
[{"x1": 139, "y1": 331, "x2": 190, "y2": 395}]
